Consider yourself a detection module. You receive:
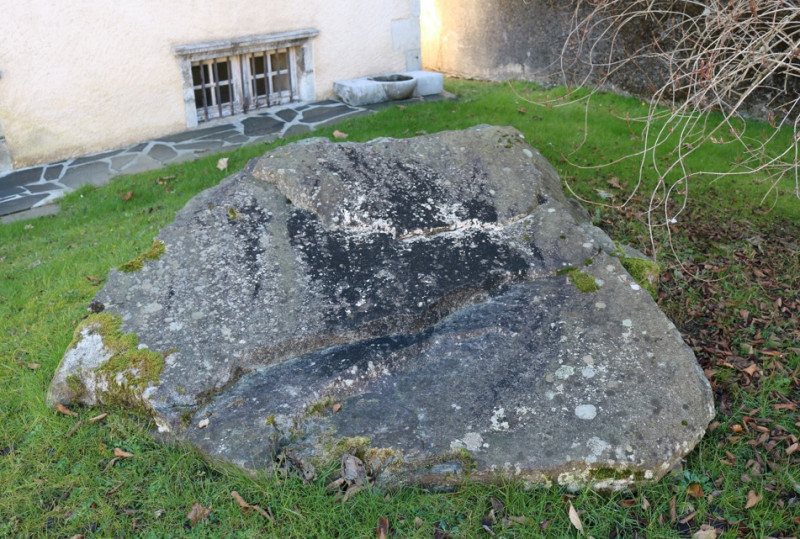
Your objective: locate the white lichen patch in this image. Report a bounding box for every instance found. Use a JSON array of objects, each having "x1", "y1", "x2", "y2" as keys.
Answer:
[
  {"x1": 581, "y1": 367, "x2": 596, "y2": 378},
  {"x1": 595, "y1": 302, "x2": 606, "y2": 309},
  {"x1": 586, "y1": 436, "x2": 610, "y2": 463},
  {"x1": 490, "y1": 407, "x2": 510, "y2": 431},
  {"x1": 143, "y1": 302, "x2": 163, "y2": 314},
  {"x1": 48, "y1": 328, "x2": 113, "y2": 406},
  {"x1": 515, "y1": 406, "x2": 534, "y2": 417},
  {"x1": 575, "y1": 404, "x2": 597, "y2": 420},
  {"x1": 554, "y1": 365, "x2": 574, "y2": 380},
  {"x1": 622, "y1": 319, "x2": 633, "y2": 327},
  {"x1": 450, "y1": 431, "x2": 484, "y2": 452}
]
